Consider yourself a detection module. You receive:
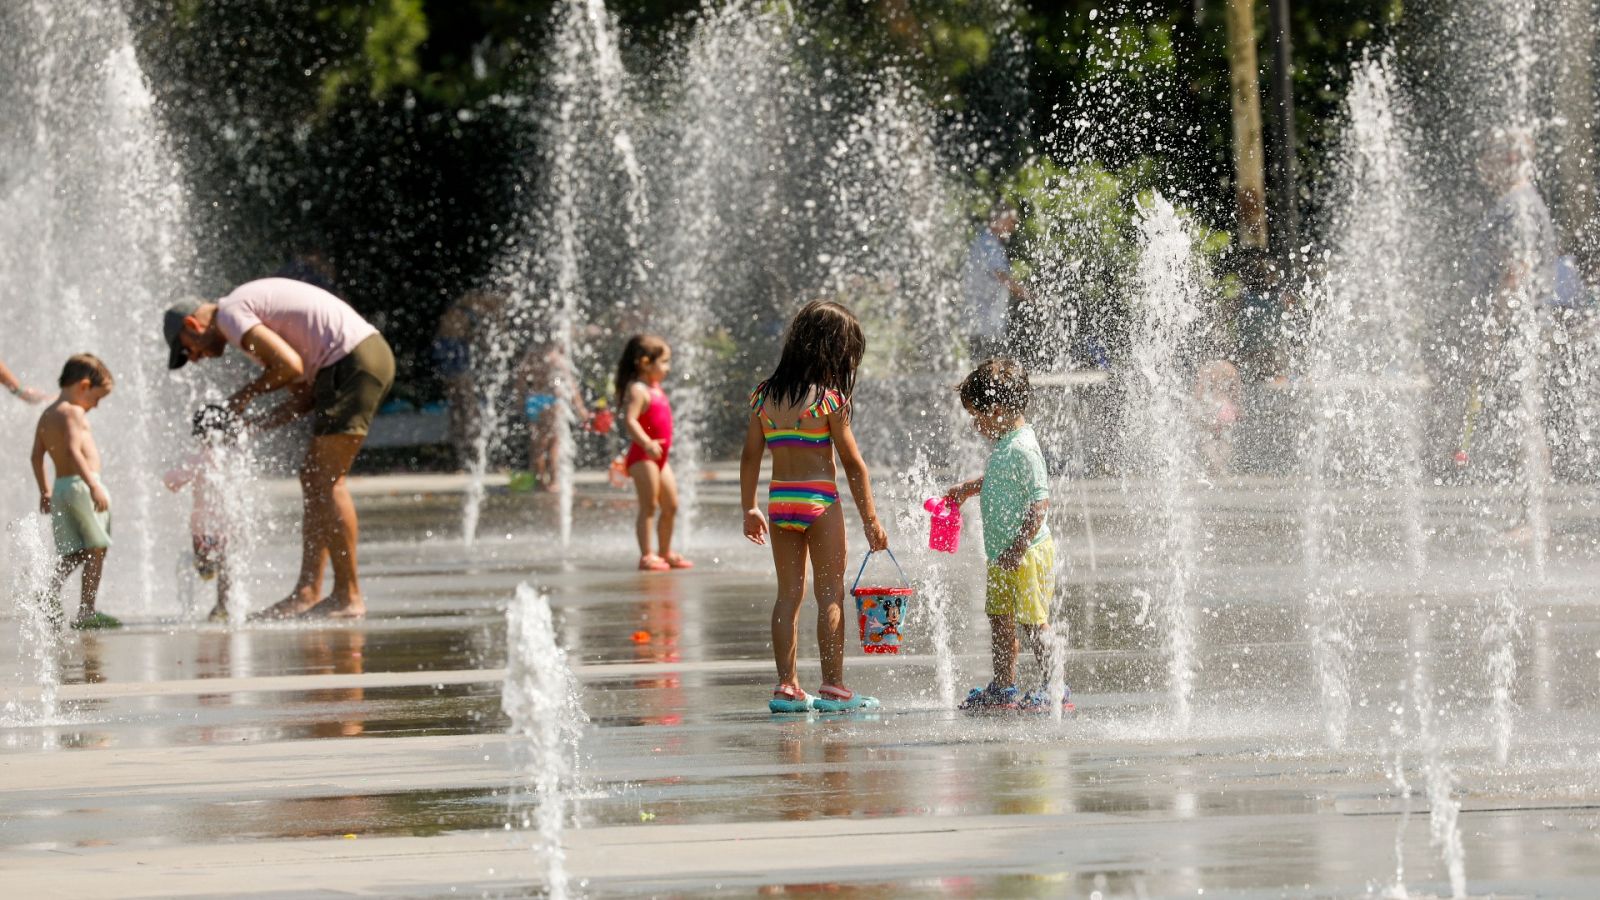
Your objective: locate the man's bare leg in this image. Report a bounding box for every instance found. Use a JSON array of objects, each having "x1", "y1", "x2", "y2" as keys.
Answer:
[
  {"x1": 253, "y1": 471, "x2": 328, "y2": 619},
  {"x1": 292, "y1": 480, "x2": 331, "y2": 603},
  {"x1": 255, "y1": 435, "x2": 364, "y2": 619},
  {"x1": 304, "y1": 434, "x2": 367, "y2": 618}
]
